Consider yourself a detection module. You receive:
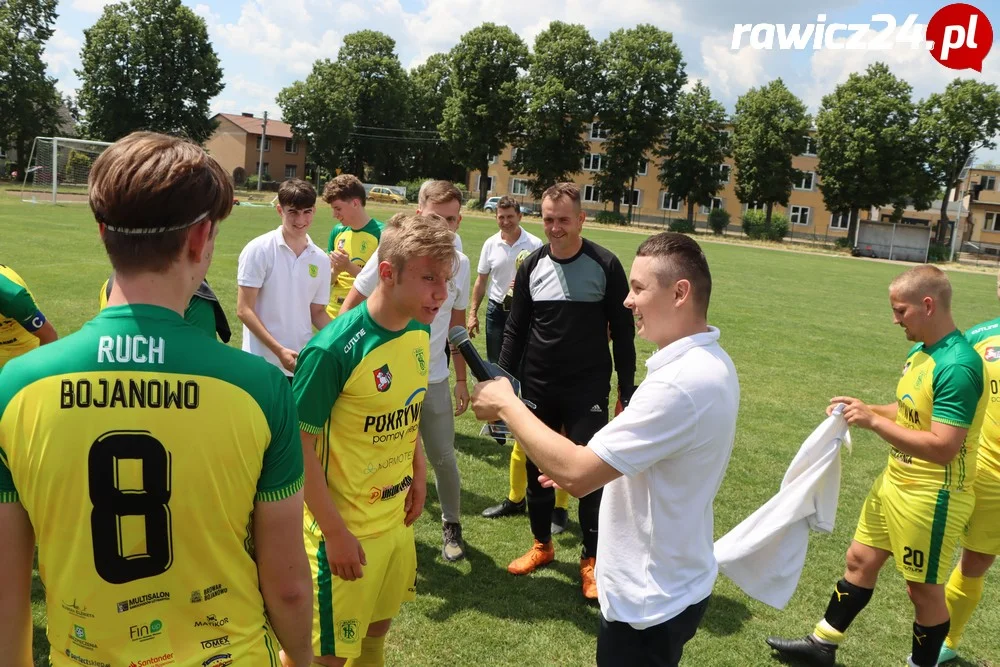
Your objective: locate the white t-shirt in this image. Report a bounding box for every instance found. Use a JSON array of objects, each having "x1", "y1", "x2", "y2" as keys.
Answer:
[
  {"x1": 237, "y1": 227, "x2": 330, "y2": 376},
  {"x1": 353, "y1": 240, "x2": 470, "y2": 384},
  {"x1": 476, "y1": 227, "x2": 543, "y2": 303},
  {"x1": 588, "y1": 327, "x2": 740, "y2": 629}
]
